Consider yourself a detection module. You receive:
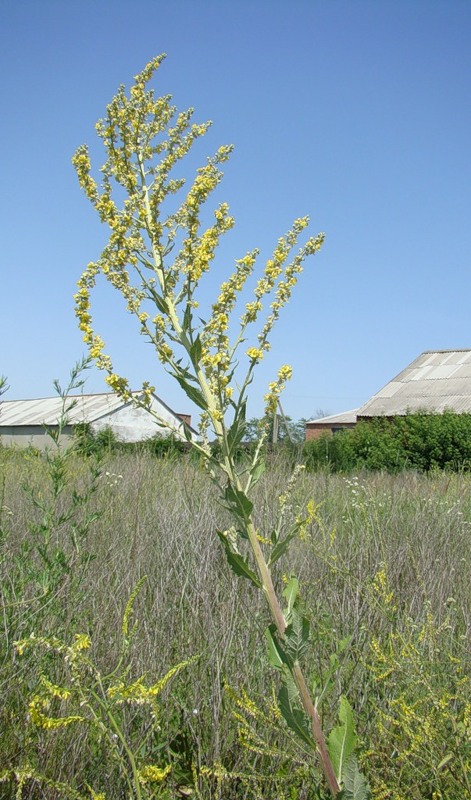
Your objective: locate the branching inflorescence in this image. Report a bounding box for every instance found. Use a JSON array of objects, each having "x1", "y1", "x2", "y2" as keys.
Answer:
[{"x1": 72, "y1": 55, "x2": 366, "y2": 797}]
